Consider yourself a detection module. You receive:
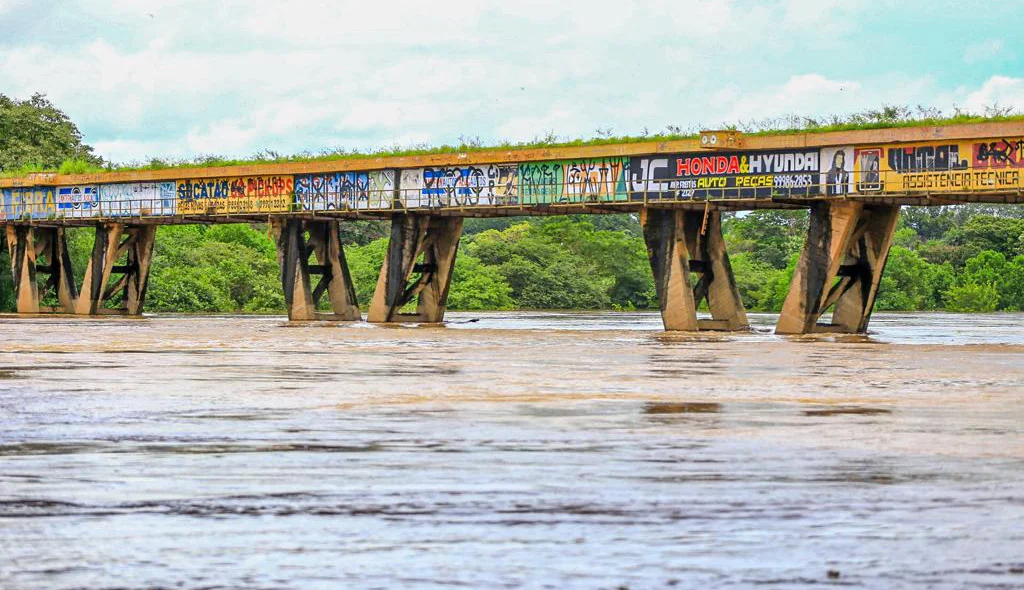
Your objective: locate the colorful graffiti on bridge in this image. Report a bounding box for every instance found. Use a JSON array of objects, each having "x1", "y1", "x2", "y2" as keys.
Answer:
[
  {"x1": 176, "y1": 175, "x2": 293, "y2": 214},
  {"x1": 1, "y1": 186, "x2": 56, "y2": 220},
  {"x1": 295, "y1": 170, "x2": 395, "y2": 211},
  {"x1": 400, "y1": 165, "x2": 518, "y2": 208},
  {"x1": 99, "y1": 182, "x2": 177, "y2": 216},
  {"x1": 517, "y1": 158, "x2": 627, "y2": 205}
]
